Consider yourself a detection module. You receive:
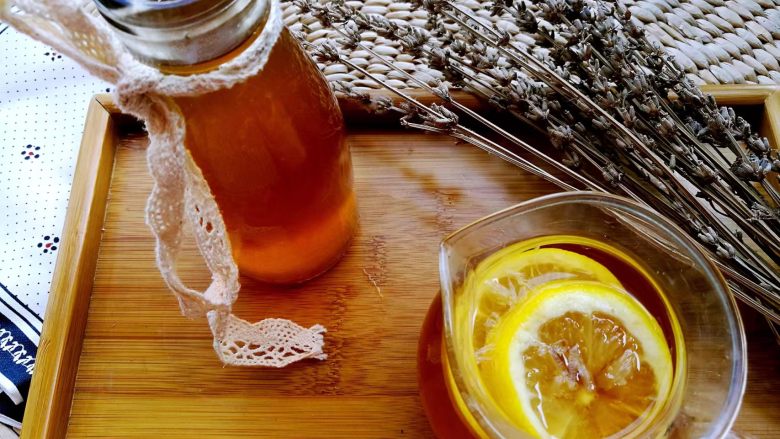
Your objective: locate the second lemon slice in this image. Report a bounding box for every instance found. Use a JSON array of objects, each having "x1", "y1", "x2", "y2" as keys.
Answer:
[{"x1": 461, "y1": 244, "x2": 623, "y2": 350}]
